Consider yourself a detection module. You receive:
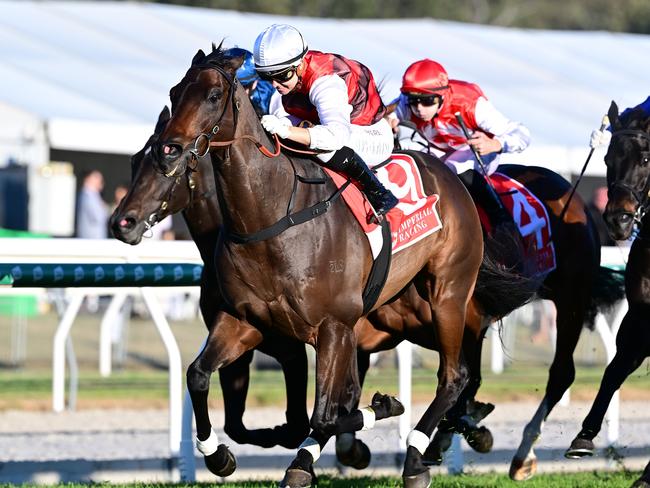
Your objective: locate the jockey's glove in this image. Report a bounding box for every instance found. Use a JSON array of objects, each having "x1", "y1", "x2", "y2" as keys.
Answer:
[
  {"x1": 261, "y1": 115, "x2": 292, "y2": 139},
  {"x1": 589, "y1": 128, "x2": 612, "y2": 149}
]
